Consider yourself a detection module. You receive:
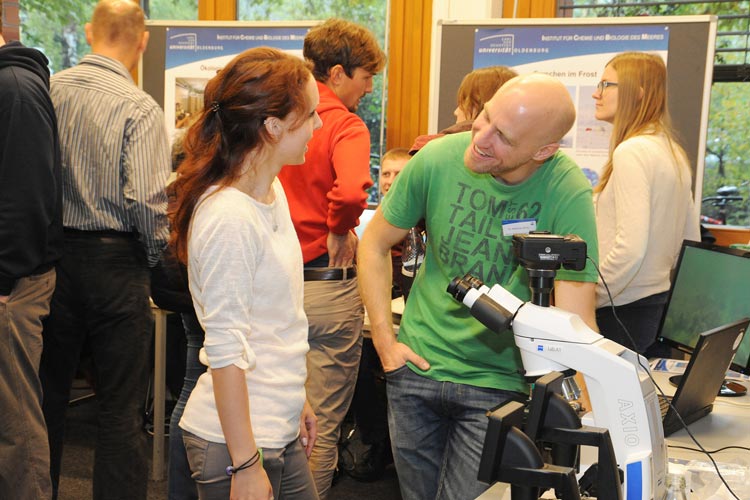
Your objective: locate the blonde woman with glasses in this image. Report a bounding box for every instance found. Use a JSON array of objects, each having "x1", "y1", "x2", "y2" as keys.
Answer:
[{"x1": 592, "y1": 51, "x2": 700, "y2": 356}]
